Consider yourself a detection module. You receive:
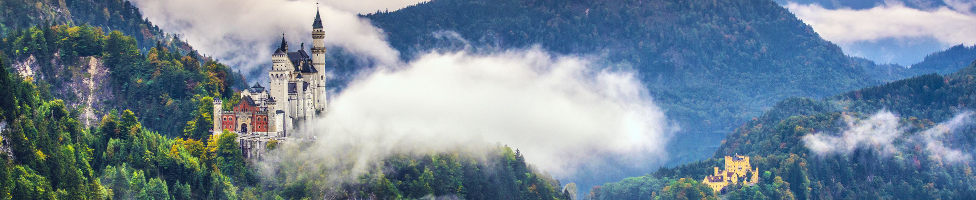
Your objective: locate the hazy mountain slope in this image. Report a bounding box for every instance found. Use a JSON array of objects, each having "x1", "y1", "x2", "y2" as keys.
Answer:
[
  {"x1": 364, "y1": 0, "x2": 884, "y2": 165},
  {"x1": 910, "y1": 45, "x2": 976, "y2": 75}
]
